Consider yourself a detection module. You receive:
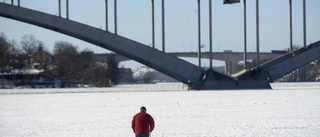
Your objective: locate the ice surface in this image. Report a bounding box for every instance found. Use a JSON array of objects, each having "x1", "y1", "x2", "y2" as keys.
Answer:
[{"x1": 0, "y1": 82, "x2": 320, "y2": 137}]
